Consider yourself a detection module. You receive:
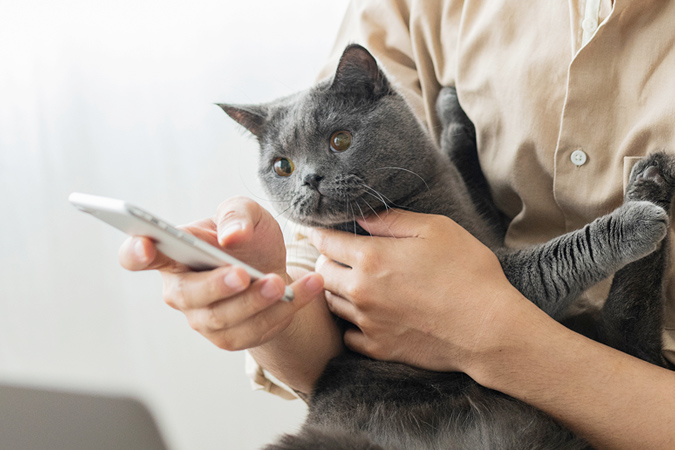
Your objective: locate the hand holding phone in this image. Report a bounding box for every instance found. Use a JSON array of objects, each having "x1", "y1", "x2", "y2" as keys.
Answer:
[{"x1": 69, "y1": 193, "x2": 294, "y2": 302}]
